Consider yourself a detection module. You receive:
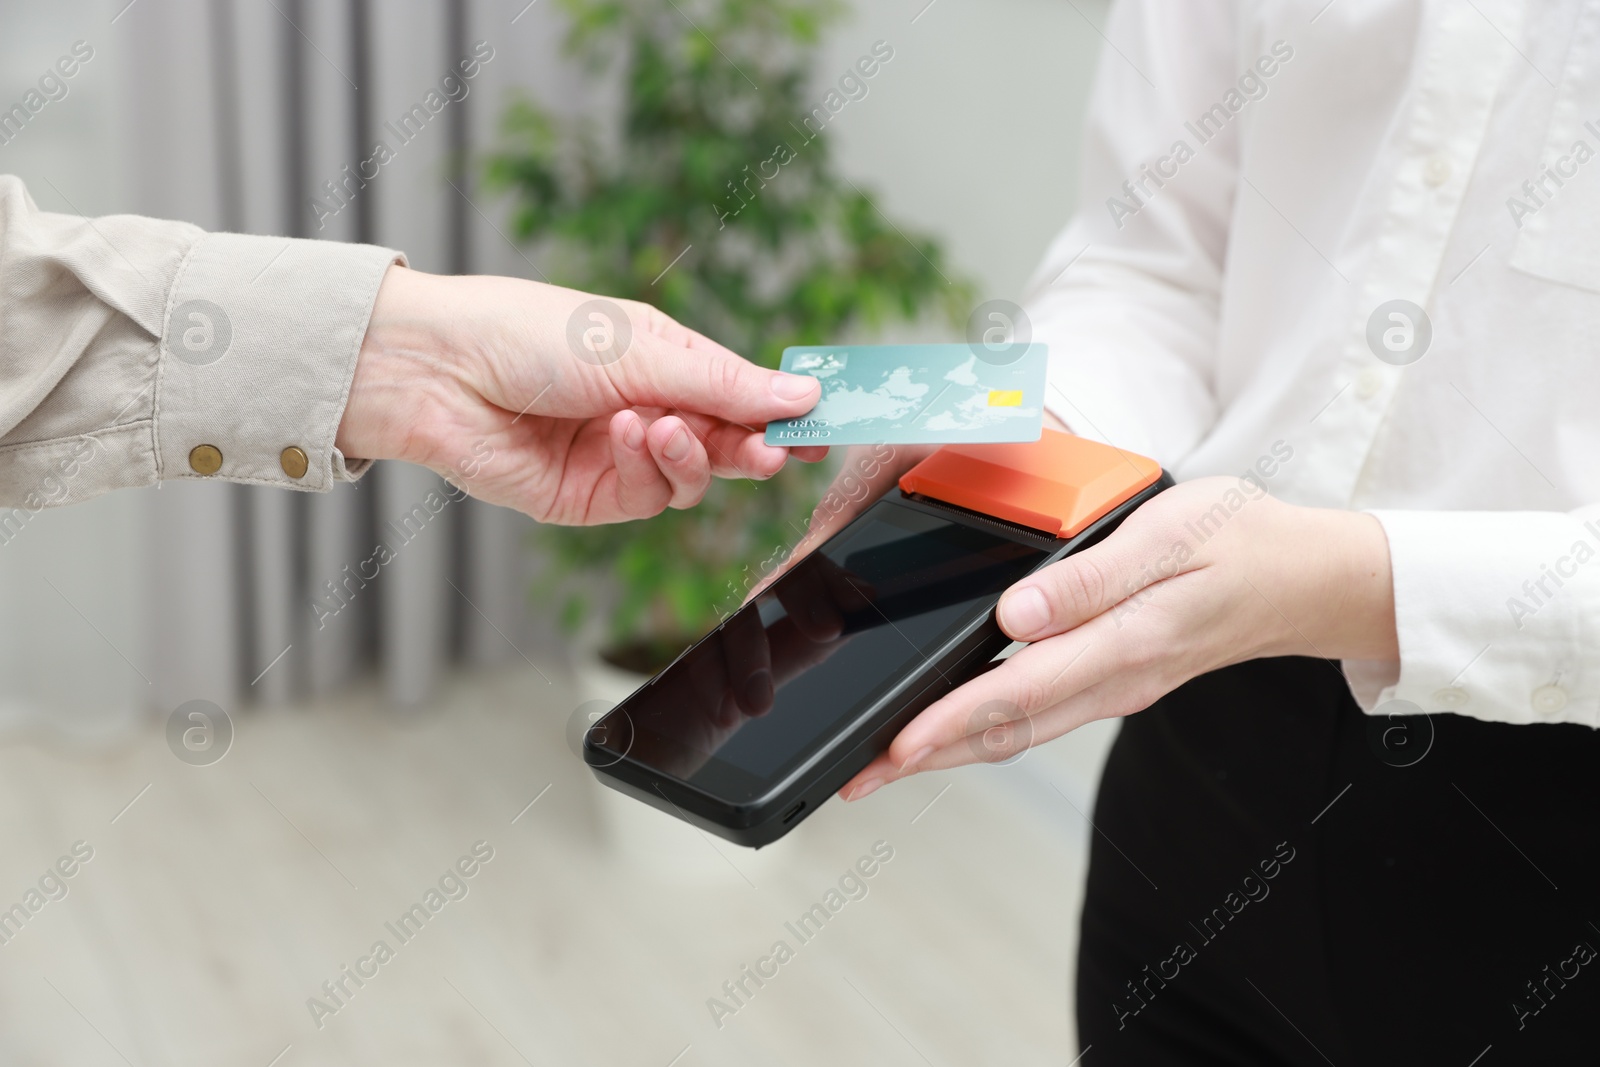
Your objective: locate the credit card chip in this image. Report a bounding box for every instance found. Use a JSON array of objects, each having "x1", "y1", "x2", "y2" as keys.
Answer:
[{"x1": 987, "y1": 390, "x2": 1023, "y2": 407}]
